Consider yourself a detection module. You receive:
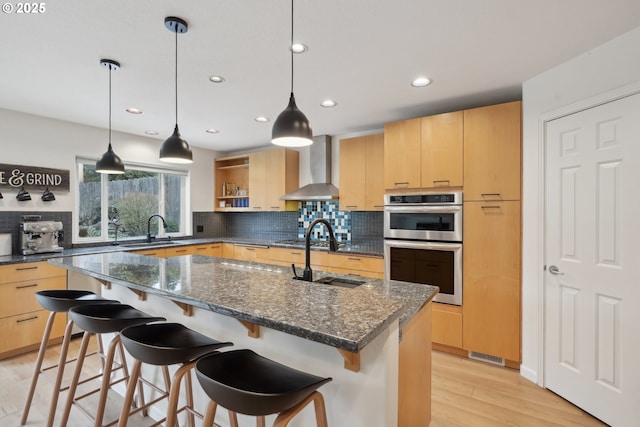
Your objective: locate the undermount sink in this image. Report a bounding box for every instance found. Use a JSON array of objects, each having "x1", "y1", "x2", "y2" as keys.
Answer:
[
  {"x1": 122, "y1": 240, "x2": 177, "y2": 248},
  {"x1": 313, "y1": 276, "x2": 366, "y2": 289}
]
